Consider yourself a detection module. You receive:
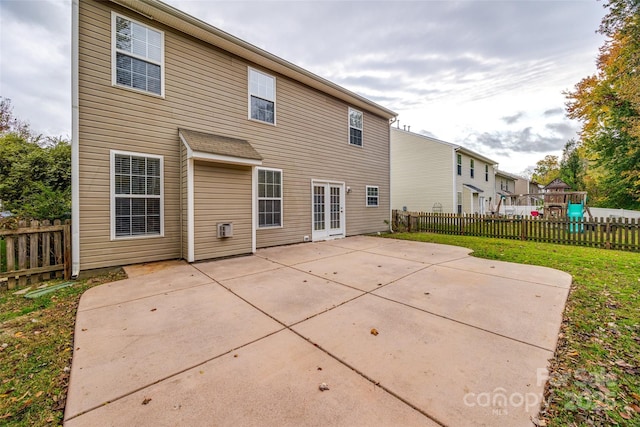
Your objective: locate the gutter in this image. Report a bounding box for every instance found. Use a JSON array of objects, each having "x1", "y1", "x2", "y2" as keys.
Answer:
[{"x1": 71, "y1": 0, "x2": 80, "y2": 278}]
